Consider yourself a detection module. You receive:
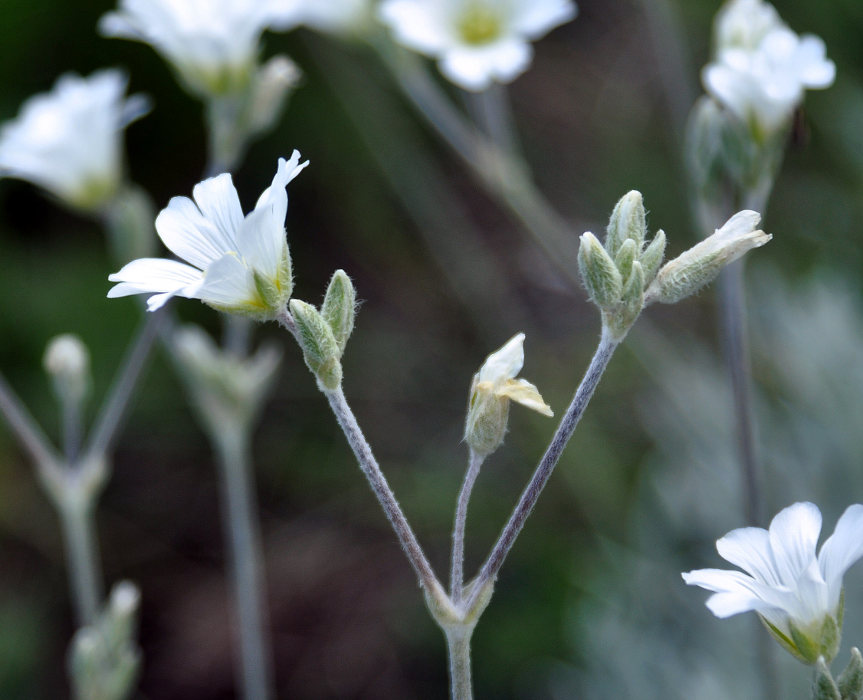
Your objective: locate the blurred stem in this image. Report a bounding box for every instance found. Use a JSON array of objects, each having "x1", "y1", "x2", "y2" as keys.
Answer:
[
  {"x1": 58, "y1": 487, "x2": 103, "y2": 627},
  {"x1": 467, "y1": 84, "x2": 520, "y2": 158},
  {"x1": 466, "y1": 328, "x2": 618, "y2": 614},
  {"x1": 451, "y1": 450, "x2": 485, "y2": 606},
  {"x1": 213, "y1": 424, "x2": 274, "y2": 700},
  {"x1": 60, "y1": 394, "x2": 83, "y2": 463},
  {"x1": 375, "y1": 43, "x2": 580, "y2": 285},
  {"x1": 322, "y1": 384, "x2": 448, "y2": 604},
  {"x1": 445, "y1": 626, "x2": 474, "y2": 700},
  {"x1": 205, "y1": 94, "x2": 246, "y2": 177},
  {"x1": 83, "y1": 310, "x2": 163, "y2": 463}
]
